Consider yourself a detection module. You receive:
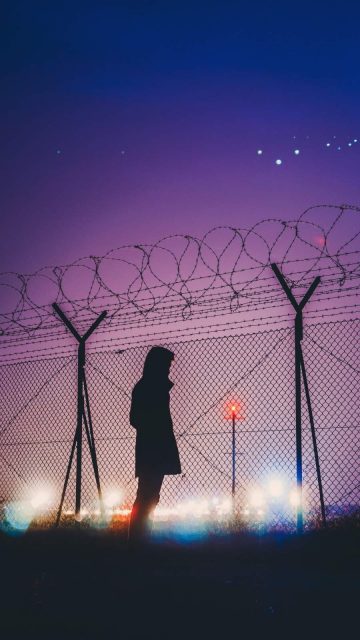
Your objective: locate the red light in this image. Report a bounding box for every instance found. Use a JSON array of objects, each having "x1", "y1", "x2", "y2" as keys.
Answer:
[{"x1": 224, "y1": 400, "x2": 245, "y2": 421}]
